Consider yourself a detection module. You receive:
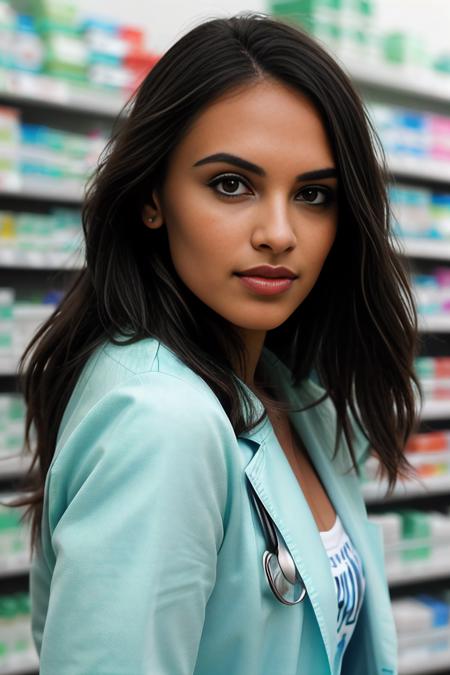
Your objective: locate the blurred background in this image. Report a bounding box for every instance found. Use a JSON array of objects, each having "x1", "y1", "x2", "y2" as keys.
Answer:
[{"x1": 1, "y1": 1, "x2": 450, "y2": 674}]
